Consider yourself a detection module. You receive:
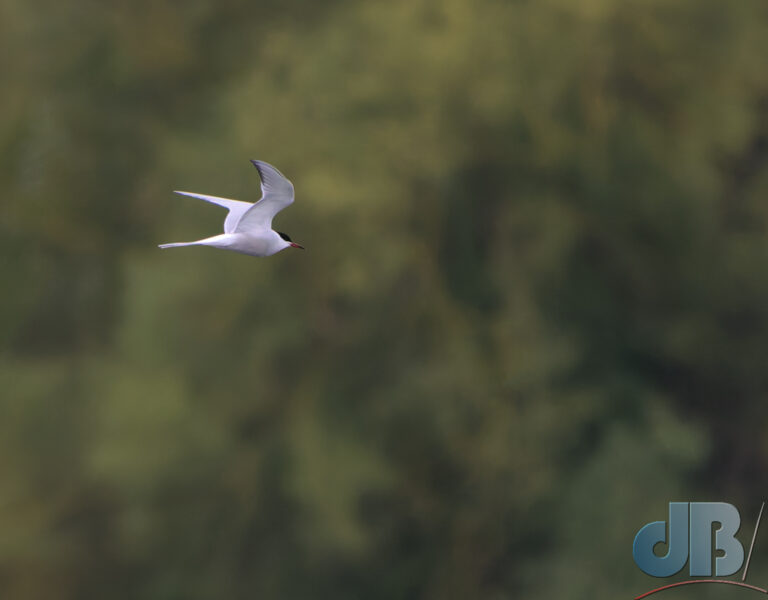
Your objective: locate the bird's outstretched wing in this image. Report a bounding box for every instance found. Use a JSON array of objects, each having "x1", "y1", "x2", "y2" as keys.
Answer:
[
  {"x1": 234, "y1": 160, "x2": 295, "y2": 232},
  {"x1": 173, "y1": 191, "x2": 253, "y2": 234}
]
